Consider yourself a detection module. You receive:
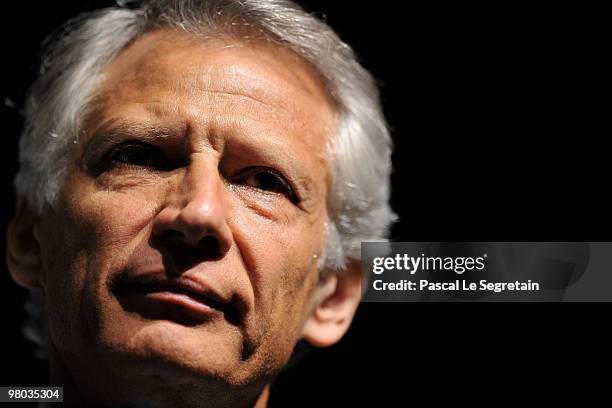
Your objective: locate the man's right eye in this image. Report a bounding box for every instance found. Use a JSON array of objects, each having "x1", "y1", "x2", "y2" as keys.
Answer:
[{"x1": 103, "y1": 142, "x2": 170, "y2": 170}]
